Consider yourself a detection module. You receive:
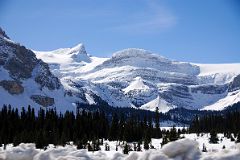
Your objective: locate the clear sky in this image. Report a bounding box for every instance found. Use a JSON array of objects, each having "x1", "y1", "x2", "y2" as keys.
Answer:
[{"x1": 0, "y1": 0, "x2": 240, "y2": 63}]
